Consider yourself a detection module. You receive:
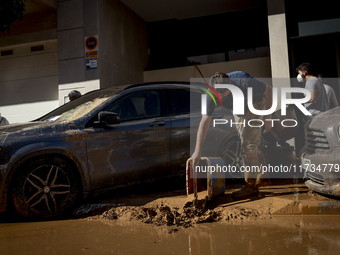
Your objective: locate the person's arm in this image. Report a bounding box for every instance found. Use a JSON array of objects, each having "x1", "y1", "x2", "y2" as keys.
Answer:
[
  {"x1": 263, "y1": 84, "x2": 273, "y2": 134},
  {"x1": 191, "y1": 115, "x2": 212, "y2": 166},
  {"x1": 307, "y1": 91, "x2": 317, "y2": 103},
  {"x1": 329, "y1": 88, "x2": 338, "y2": 109},
  {"x1": 305, "y1": 80, "x2": 317, "y2": 103}
]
